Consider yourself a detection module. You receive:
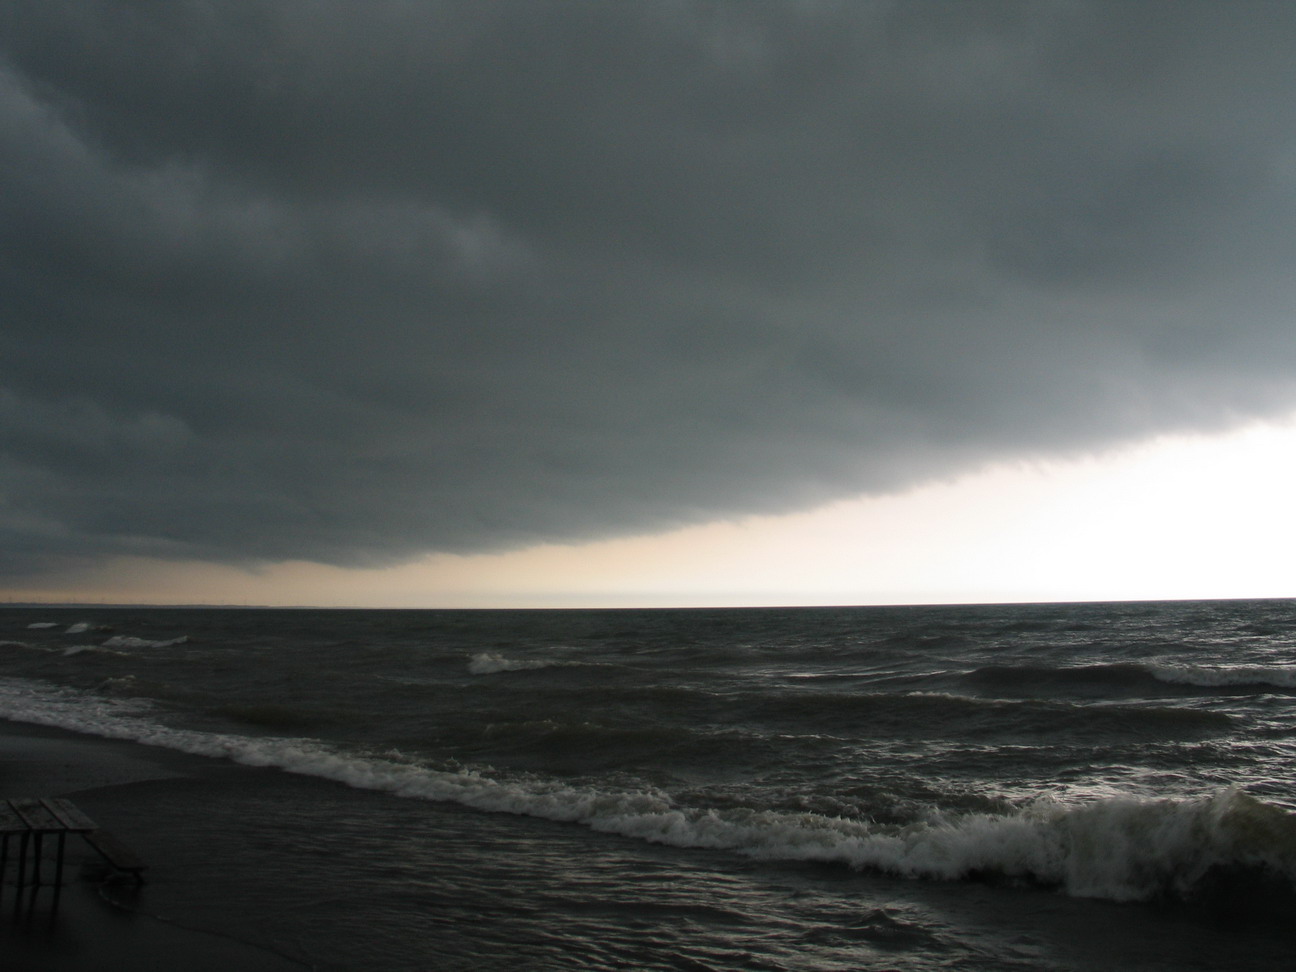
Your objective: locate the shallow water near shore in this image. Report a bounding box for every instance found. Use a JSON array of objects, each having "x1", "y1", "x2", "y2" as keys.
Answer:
[{"x1": 3, "y1": 601, "x2": 1296, "y2": 969}]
